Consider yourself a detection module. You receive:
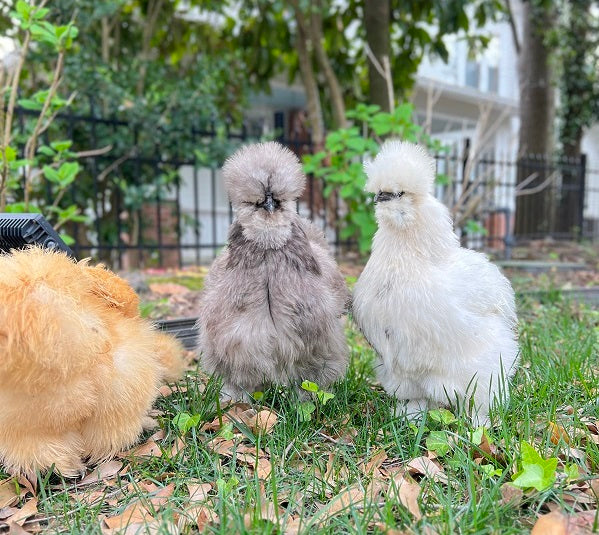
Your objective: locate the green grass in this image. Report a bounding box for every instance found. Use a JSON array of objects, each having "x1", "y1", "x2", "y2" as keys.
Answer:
[{"x1": 1, "y1": 294, "x2": 598, "y2": 534}]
